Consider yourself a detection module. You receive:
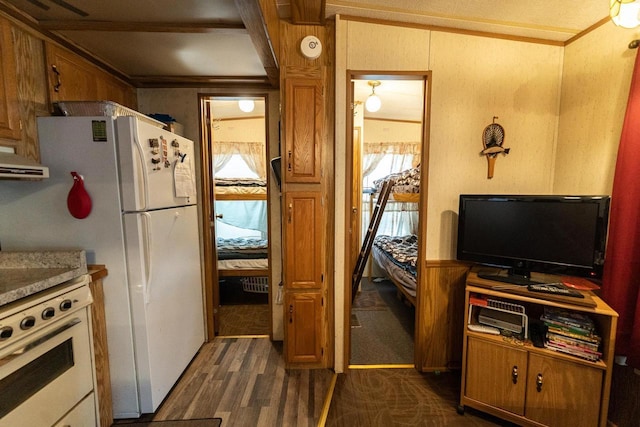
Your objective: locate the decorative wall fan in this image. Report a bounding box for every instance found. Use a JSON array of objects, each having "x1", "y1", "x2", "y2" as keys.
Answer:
[{"x1": 480, "y1": 117, "x2": 510, "y2": 179}]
